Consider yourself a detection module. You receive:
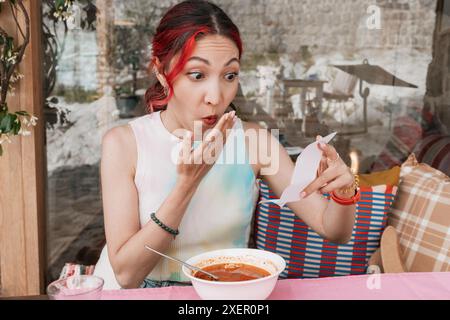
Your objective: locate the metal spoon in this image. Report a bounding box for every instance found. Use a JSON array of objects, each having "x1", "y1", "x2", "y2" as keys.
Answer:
[{"x1": 144, "y1": 245, "x2": 219, "y2": 281}]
